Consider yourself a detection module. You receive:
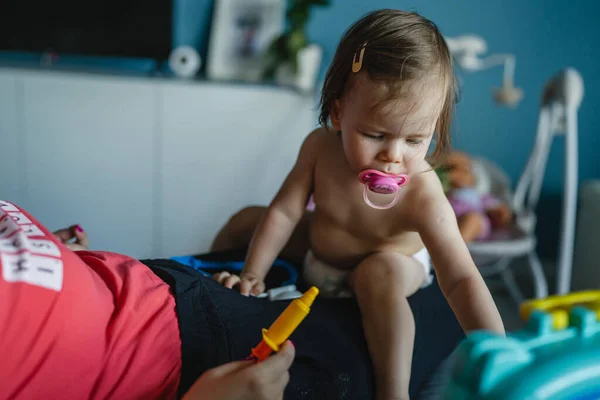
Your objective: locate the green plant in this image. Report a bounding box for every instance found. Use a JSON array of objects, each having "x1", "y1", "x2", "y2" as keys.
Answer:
[{"x1": 263, "y1": 0, "x2": 330, "y2": 80}]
